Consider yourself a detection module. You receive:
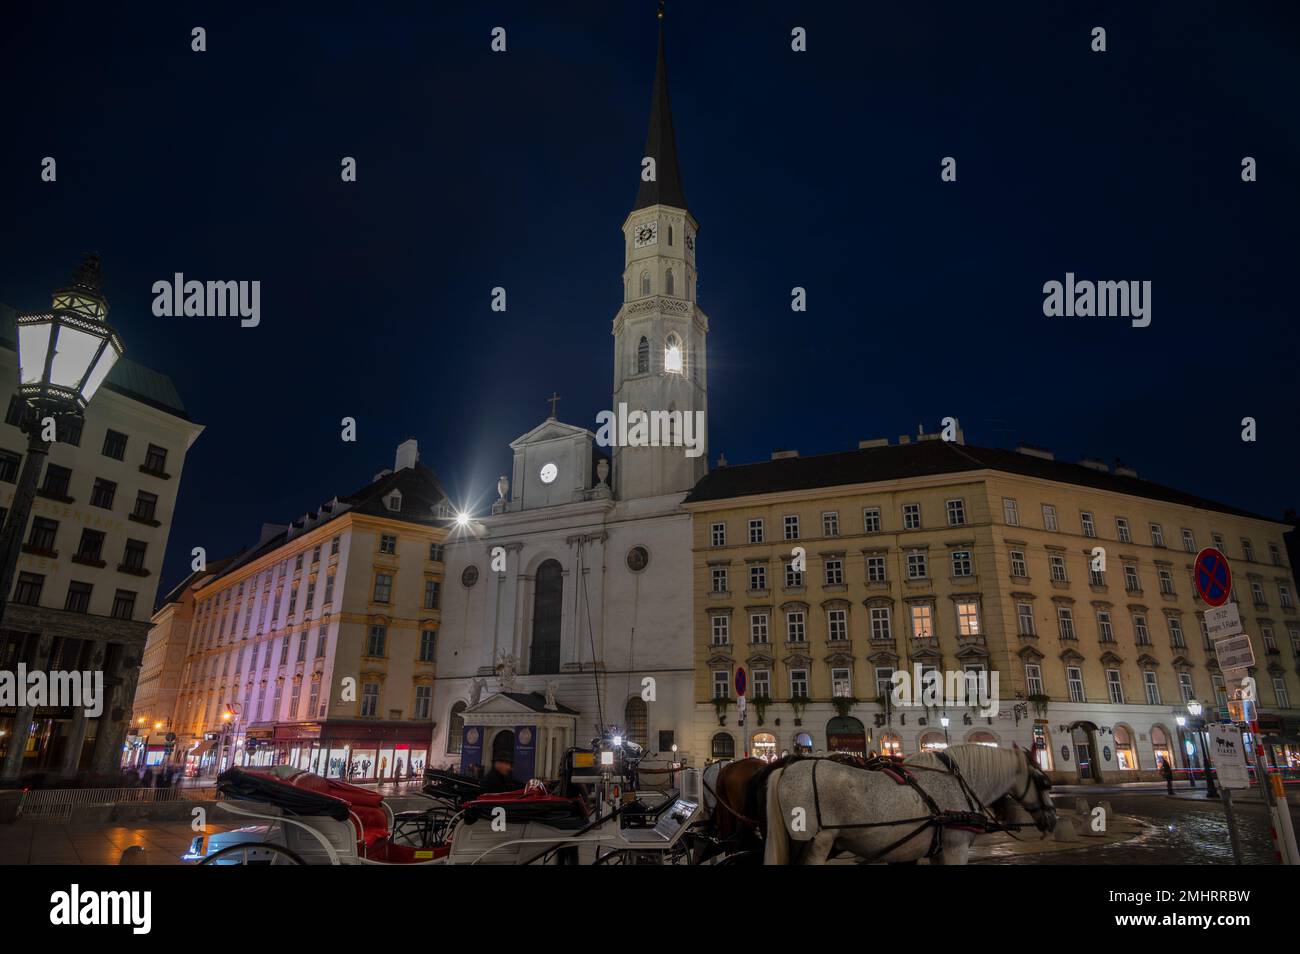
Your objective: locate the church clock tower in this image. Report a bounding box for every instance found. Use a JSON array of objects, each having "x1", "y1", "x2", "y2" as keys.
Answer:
[{"x1": 611, "y1": 22, "x2": 709, "y2": 500}]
